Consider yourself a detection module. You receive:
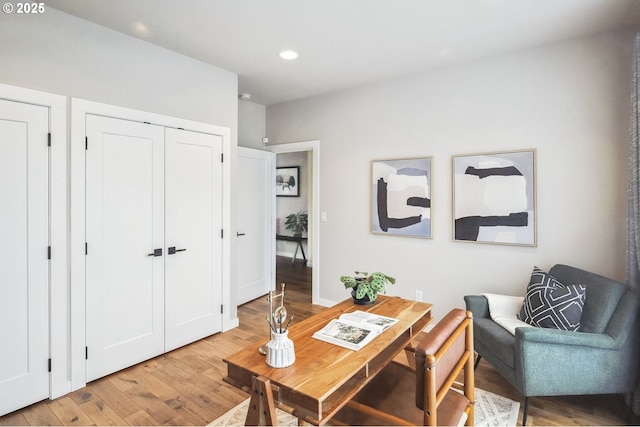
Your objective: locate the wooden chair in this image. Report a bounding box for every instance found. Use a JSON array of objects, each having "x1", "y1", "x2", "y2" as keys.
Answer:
[{"x1": 331, "y1": 309, "x2": 475, "y2": 426}]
